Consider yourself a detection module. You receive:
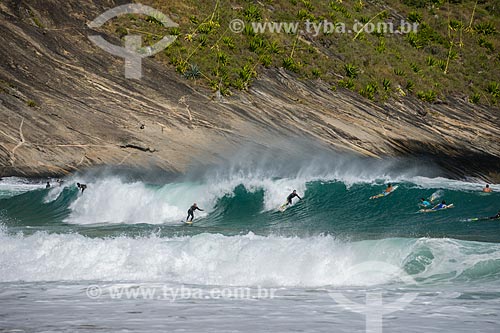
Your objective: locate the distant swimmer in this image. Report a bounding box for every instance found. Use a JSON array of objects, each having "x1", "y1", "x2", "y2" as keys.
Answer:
[
  {"x1": 433, "y1": 200, "x2": 447, "y2": 210},
  {"x1": 46, "y1": 182, "x2": 50, "y2": 189},
  {"x1": 285, "y1": 190, "x2": 302, "y2": 206},
  {"x1": 385, "y1": 183, "x2": 394, "y2": 193},
  {"x1": 419, "y1": 198, "x2": 432, "y2": 208},
  {"x1": 483, "y1": 184, "x2": 492, "y2": 193},
  {"x1": 186, "y1": 203, "x2": 203, "y2": 222},
  {"x1": 489, "y1": 210, "x2": 500, "y2": 220},
  {"x1": 77, "y1": 183, "x2": 87, "y2": 193}
]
